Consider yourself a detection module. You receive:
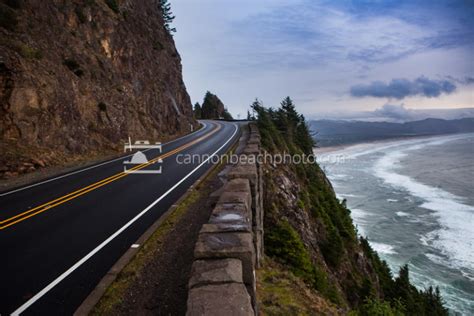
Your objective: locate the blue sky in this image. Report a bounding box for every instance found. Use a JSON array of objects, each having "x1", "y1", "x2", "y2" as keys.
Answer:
[{"x1": 171, "y1": 0, "x2": 473, "y2": 120}]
